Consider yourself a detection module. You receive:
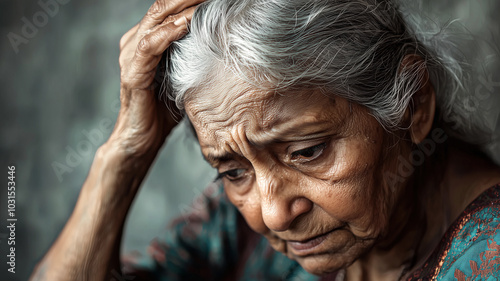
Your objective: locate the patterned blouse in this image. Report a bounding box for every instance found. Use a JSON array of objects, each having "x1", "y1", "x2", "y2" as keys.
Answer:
[{"x1": 122, "y1": 182, "x2": 500, "y2": 280}]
